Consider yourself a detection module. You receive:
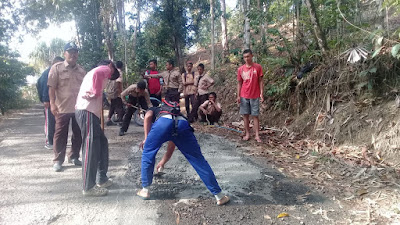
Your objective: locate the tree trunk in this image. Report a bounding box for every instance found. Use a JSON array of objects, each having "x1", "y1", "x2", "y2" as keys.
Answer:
[
  {"x1": 219, "y1": 0, "x2": 229, "y2": 61},
  {"x1": 210, "y1": 0, "x2": 215, "y2": 70},
  {"x1": 132, "y1": 0, "x2": 141, "y2": 61},
  {"x1": 295, "y1": 0, "x2": 302, "y2": 59},
  {"x1": 116, "y1": 0, "x2": 124, "y2": 32},
  {"x1": 100, "y1": 0, "x2": 115, "y2": 60},
  {"x1": 243, "y1": 0, "x2": 251, "y2": 49},
  {"x1": 304, "y1": 0, "x2": 328, "y2": 54},
  {"x1": 257, "y1": 0, "x2": 264, "y2": 43},
  {"x1": 92, "y1": 1, "x2": 102, "y2": 51}
]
